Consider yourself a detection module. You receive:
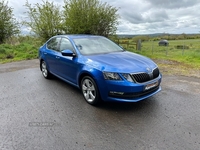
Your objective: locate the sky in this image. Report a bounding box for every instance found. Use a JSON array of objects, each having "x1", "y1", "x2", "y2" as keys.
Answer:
[{"x1": 8, "y1": 0, "x2": 200, "y2": 35}]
